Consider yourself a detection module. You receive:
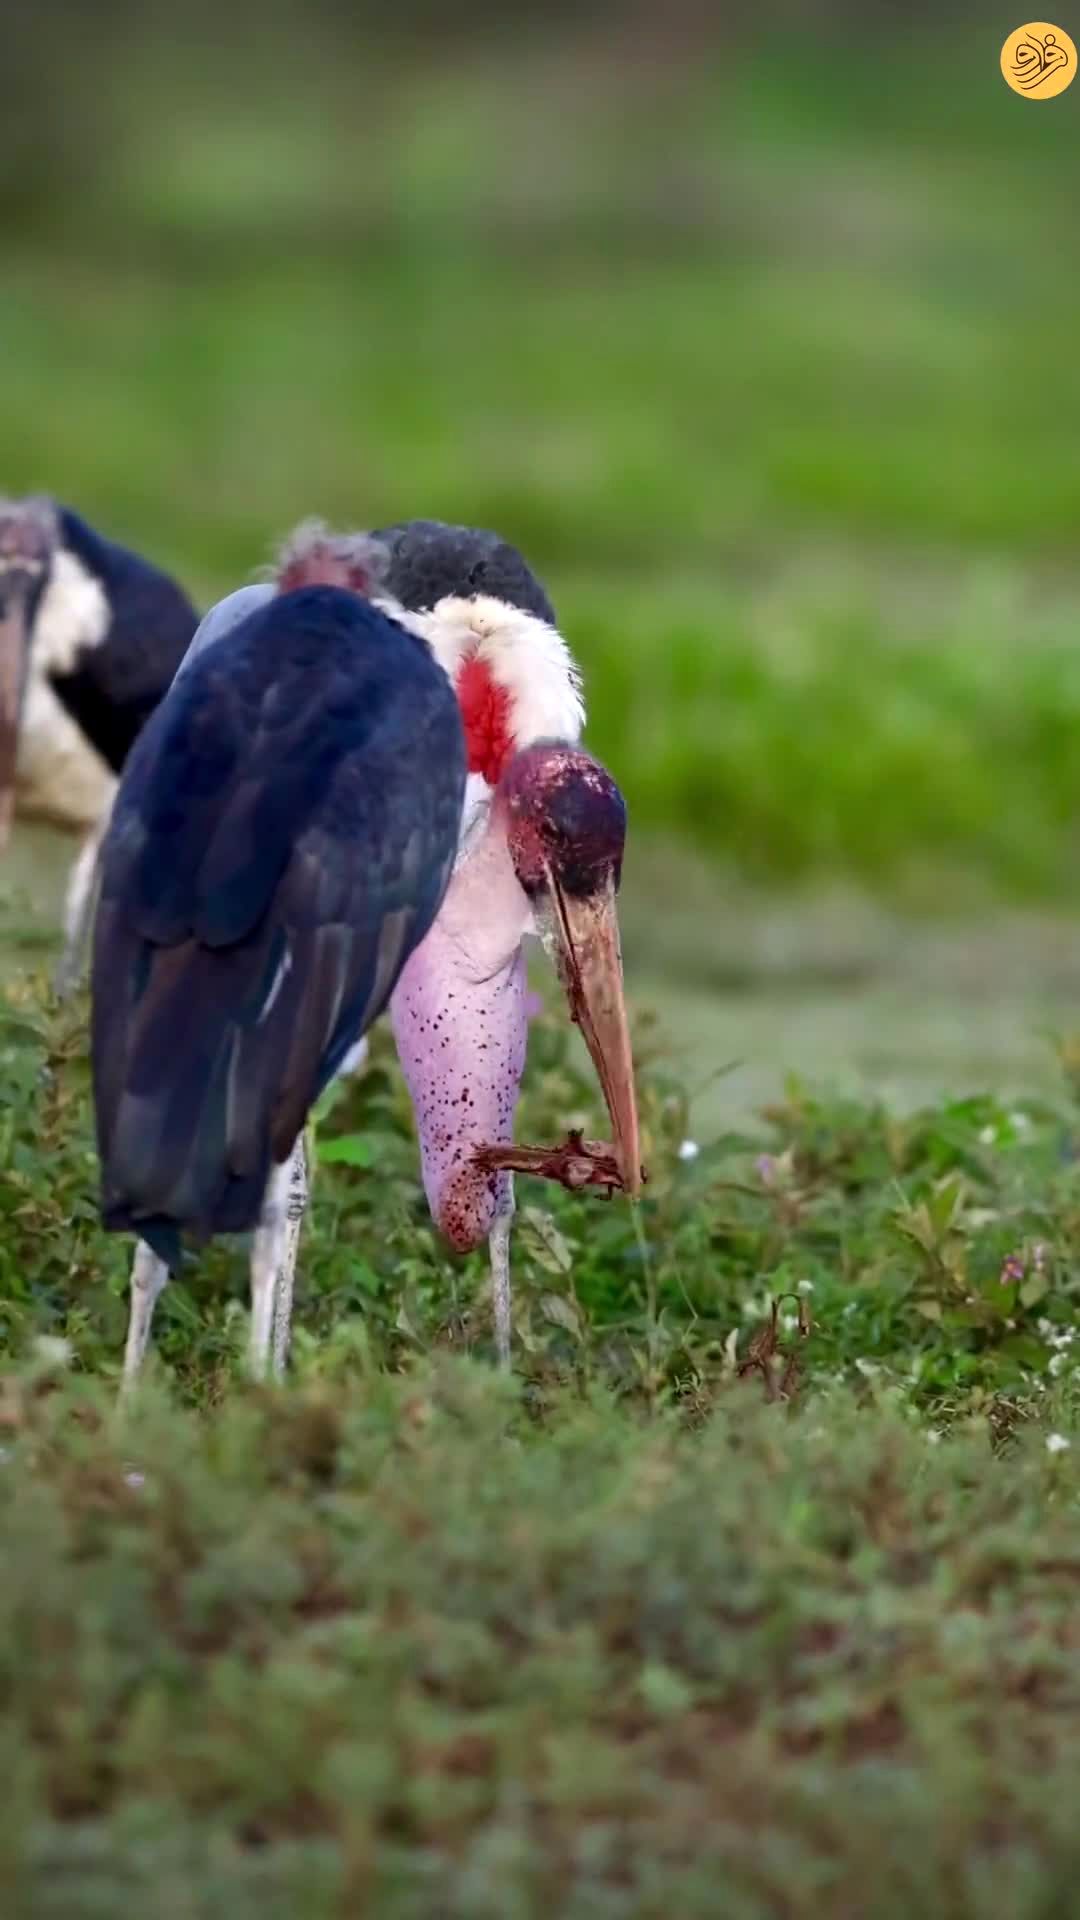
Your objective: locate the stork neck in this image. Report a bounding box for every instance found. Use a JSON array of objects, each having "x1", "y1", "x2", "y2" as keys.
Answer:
[{"x1": 438, "y1": 805, "x2": 532, "y2": 986}]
